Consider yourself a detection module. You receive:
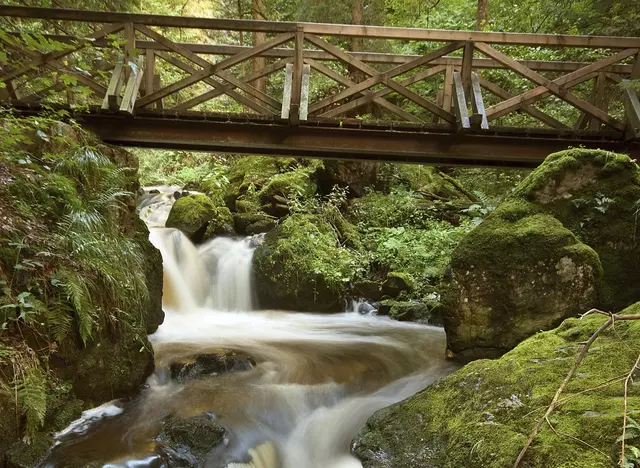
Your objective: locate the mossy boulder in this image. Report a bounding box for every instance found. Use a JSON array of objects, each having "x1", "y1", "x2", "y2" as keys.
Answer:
[
  {"x1": 356, "y1": 302, "x2": 640, "y2": 468},
  {"x1": 158, "y1": 414, "x2": 225, "y2": 460},
  {"x1": 316, "y1": 160, "x2": 380, "y2": 197},
  {"x1": 352, "y1": 280, "x2": 383, "y2": 301},
  {"x1": 443, "y1": 200, "x2": 602, "y2": 361},
  {"x1": 510, "y1": 149, "x2": 640, "y2": 311},
  {"x1": 382, "y1": 272, "x2": 415, "y2": 298},
  {"x1": 233, "y1": 211, "x2": 274, "y2": 235},
  {"x1": 166, "y1": 194, "x2": 233, "y2": 242},
  {"x1": 386, "y1": 300, "x2": 439, "y2": 324},
  {"x1": 253, "y1": 214, "x2": 361, "y2": 312}
]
